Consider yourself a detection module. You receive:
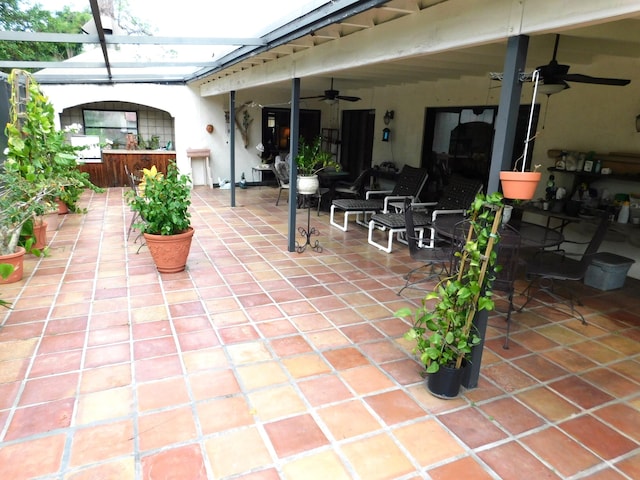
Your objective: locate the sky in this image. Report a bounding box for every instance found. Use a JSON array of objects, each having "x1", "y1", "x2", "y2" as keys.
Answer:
[{"x1": 30, "y1": 0, "x2": 325, "y2": 37}]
